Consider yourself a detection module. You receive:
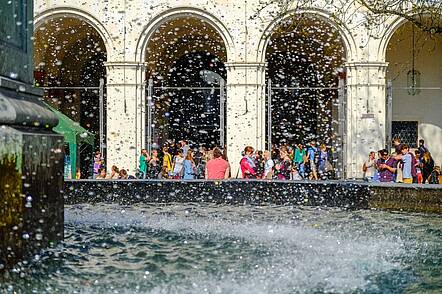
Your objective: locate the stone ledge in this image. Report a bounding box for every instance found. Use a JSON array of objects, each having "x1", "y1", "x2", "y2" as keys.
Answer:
[{"x1": 64, "y1": 180, "x2": 442, "y2": 213}]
